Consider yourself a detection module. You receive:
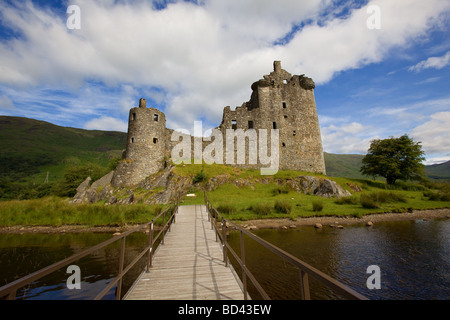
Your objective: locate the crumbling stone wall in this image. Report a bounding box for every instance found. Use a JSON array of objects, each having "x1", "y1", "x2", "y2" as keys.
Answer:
[
  {"x1": 217, "y1": 61, "x2": 326, "y2": 173},
  {"x1": 112, "y1": 62, "x2": 326, "y2": 187}
]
